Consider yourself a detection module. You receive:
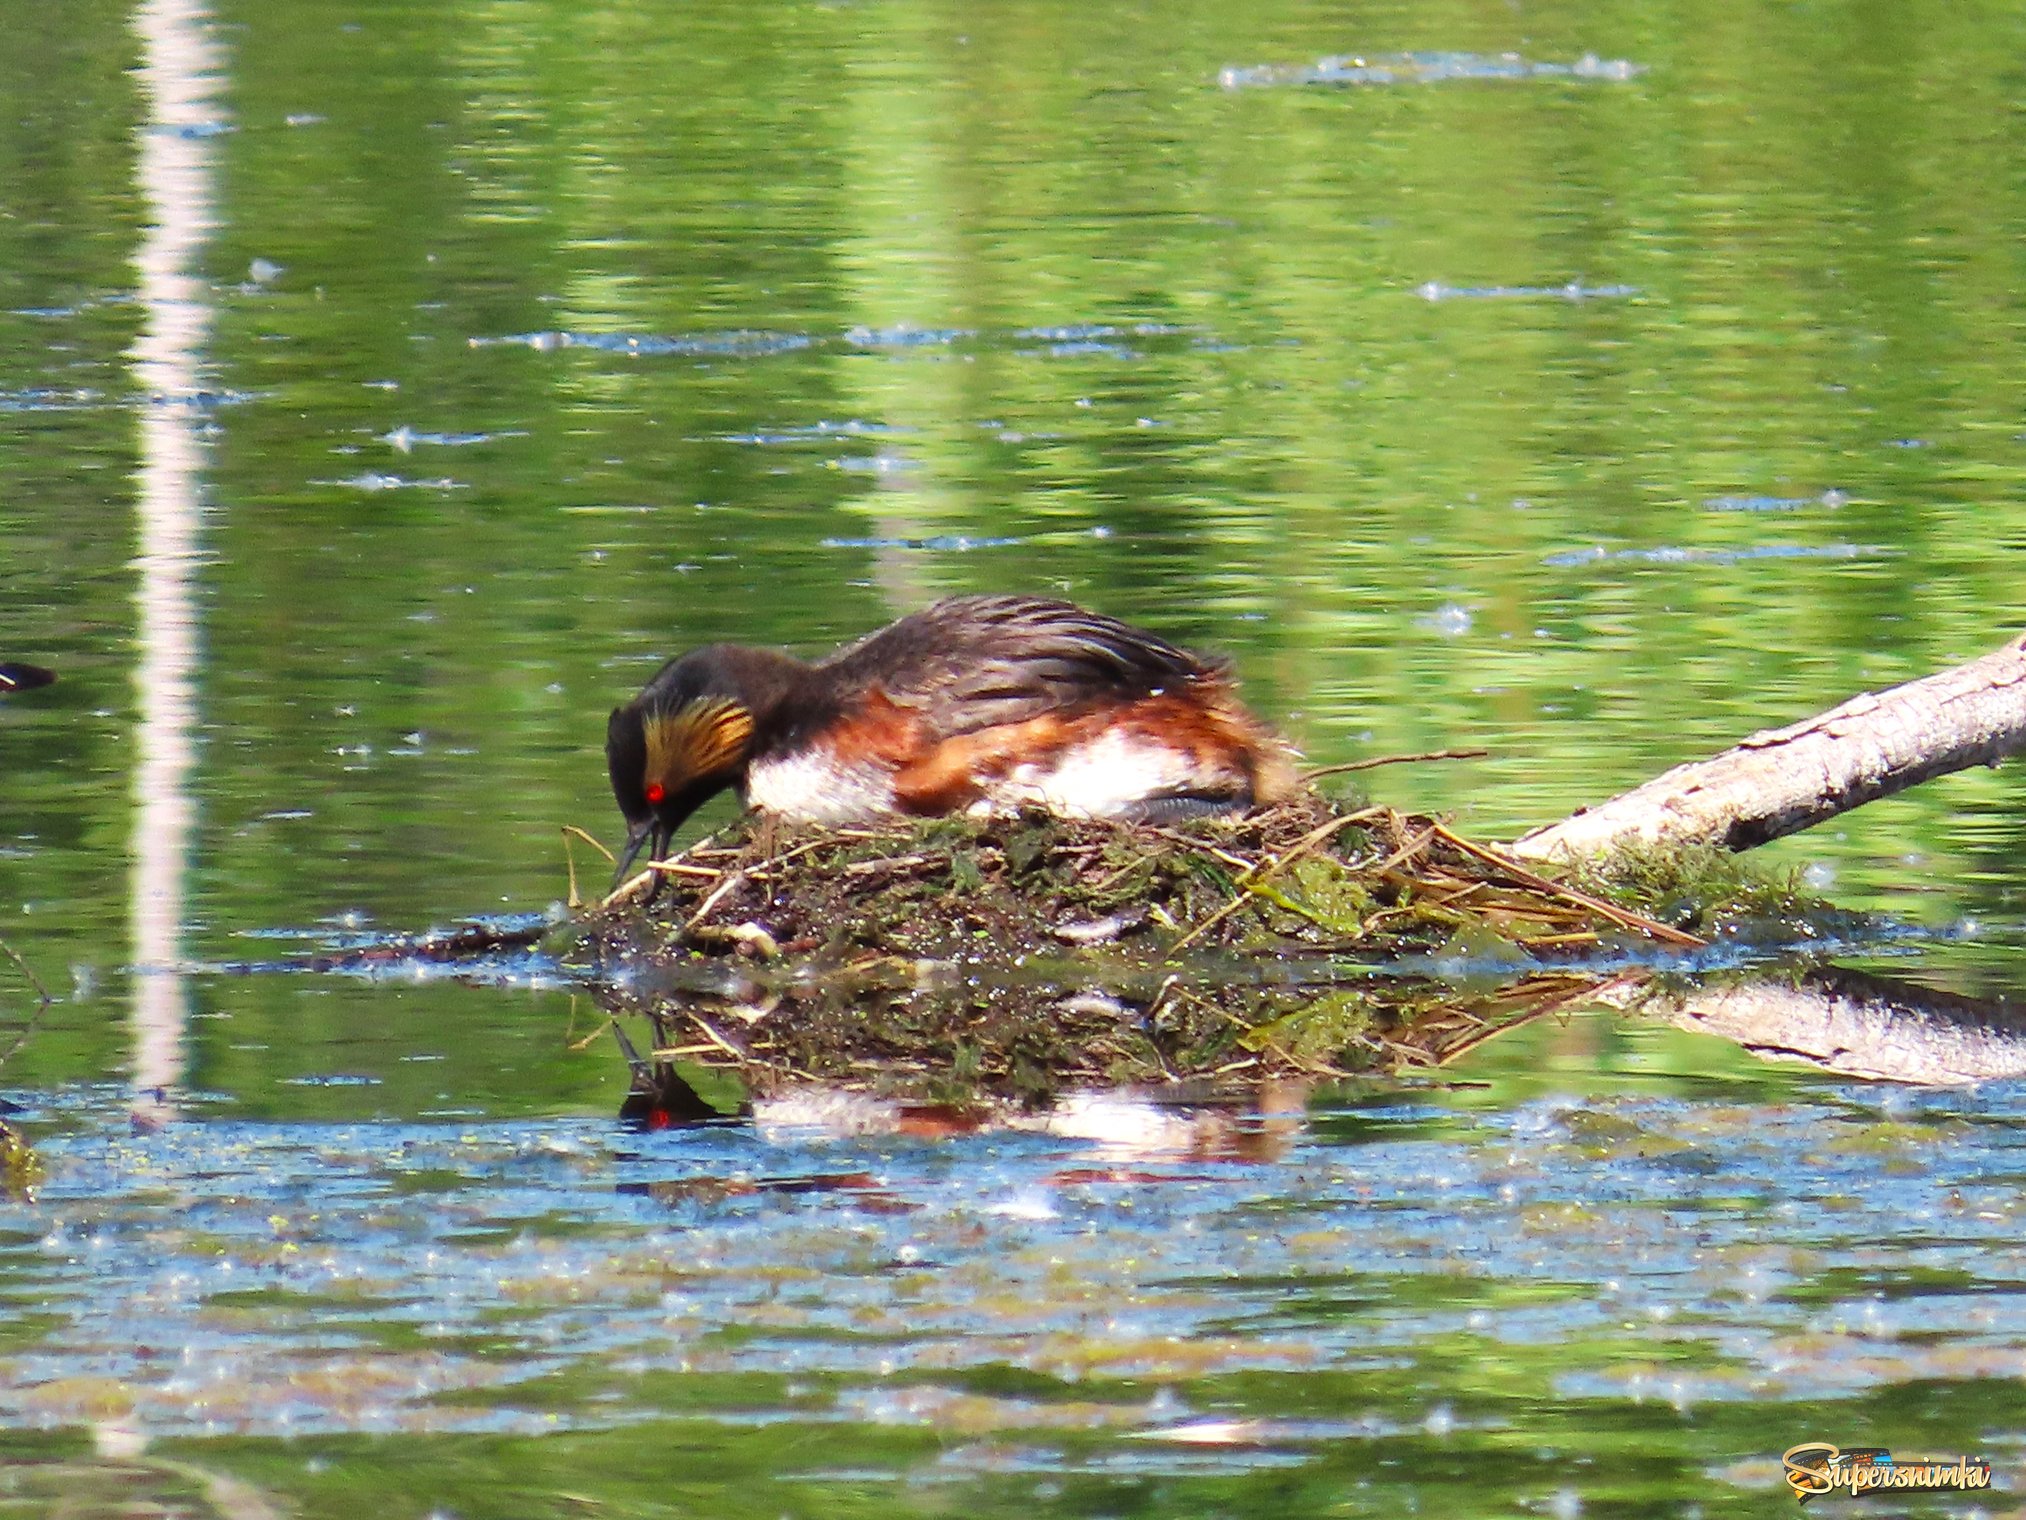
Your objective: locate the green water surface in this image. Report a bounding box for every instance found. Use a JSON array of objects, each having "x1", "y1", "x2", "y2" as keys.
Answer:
[{"x1": 1, "y1": 0, "x2": 2024, "y2": 1513}]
